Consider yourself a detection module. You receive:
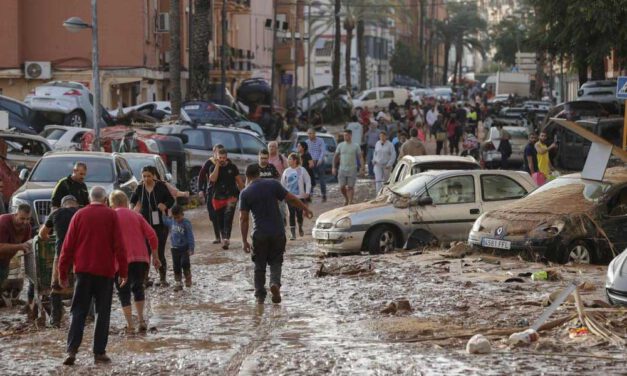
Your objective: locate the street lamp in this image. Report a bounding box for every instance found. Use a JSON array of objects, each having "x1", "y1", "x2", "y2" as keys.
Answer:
[{"x1": 63, "y1": 0, "x2": 101, "y2": 150}]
